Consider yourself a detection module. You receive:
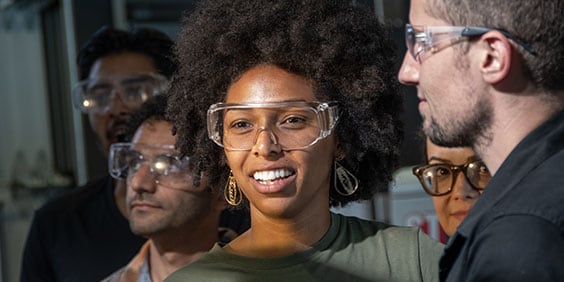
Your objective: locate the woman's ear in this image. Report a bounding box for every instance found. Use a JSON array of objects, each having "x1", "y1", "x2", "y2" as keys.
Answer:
[{"x1": 334, "y1": 140, "x2": 345, "y2": 161}]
